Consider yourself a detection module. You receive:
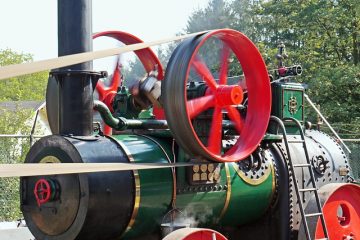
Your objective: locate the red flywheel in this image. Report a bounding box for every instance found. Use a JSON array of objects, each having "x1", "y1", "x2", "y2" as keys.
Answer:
[
  {"x1": 162, "y1": 29, "x2": 271, "y2": 162},
  {"x1": 93, "y1": 31, "x2": 164, "y2": 135}
]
